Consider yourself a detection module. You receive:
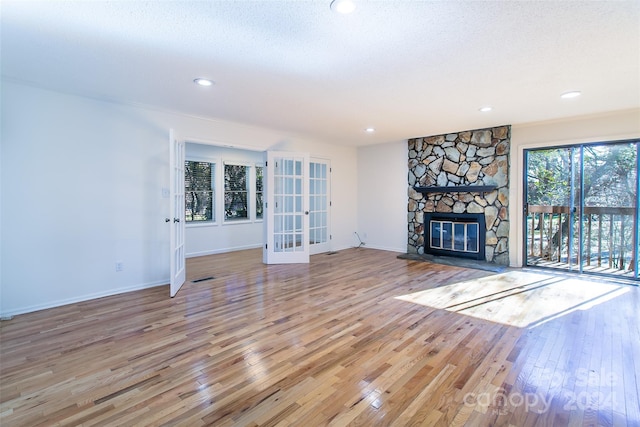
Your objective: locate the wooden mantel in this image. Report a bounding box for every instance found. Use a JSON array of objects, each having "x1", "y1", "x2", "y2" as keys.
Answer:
[{"x1": 413, "y1": 185, "x2": 497, "y2": 195}]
